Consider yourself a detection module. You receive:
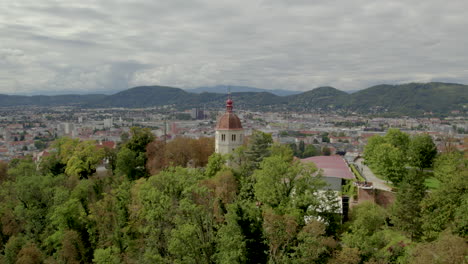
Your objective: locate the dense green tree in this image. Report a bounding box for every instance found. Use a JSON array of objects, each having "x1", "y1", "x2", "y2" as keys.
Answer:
[
  {"x1": 342, "y1": 202, "x2": 388, "y2": 257},
  {"x1": 408, "y1": 134, "x2": 437, "y2": 171},
  {"x1": 204, "y1": 153, "x2": 226, "y2": 178},
  {"x1": 93, "y1": 246, "x2": 121, "y2": 264},
  {"x1": 245, "y1": 130, "x2": 273, "y2": 168},
  {"x1": 421, "y1": 151, "x2": 468, "y2": 239},
  {"x1": 115, "y1": 147, "x2": 141, "y2": 180},
  {"x1": 115, "y1": 127, "x2": 155, "y2": 179},
  {"x1": 103, "y1": 146, "x2": 117, "y2": 172},
  {"x1": 120, "y1": 132, "x2": 129, "y2": 144},
  {"x1": 289, "y1": 143, "x2": 298, "y2": 157},
  {"x1": 269, "y1": 143, "x2": 294, "y2": 163},
  {"x1": 65, "y1": 141, "x2": 105, "y2": 179},
  {"x1": 363, "y1": 135, "x2": 386, "y2": 165},
  {"x1": 298, "y1": 140, "x2": 305, "y2": 156},
  {"x1": 364, "y1": 130, "x2": 413, "y2": 184},
  {"x1": 0, "y1": 127, "x2": 464, "y2": 263},
  {"x1": 39, "y1": 137, "x2": 105, "y2": 179},
  {"x1": 220, "y1": 201, "x2": 268, "y2": 263},
  {"x1": 126, "y1": 127, "x2": 155, "y2": 154},
  {"x1": 34, "y1": 140, "x2": 47, "y2": 151},
  {"x1": 3, "y1": 235, "x2": 26, "y2": 264},
  {"x1": 321, "y1": 133, "x2": 330, "y2": 143},
  {"x1": 302, "y1": 144, "x2": 319, "y2": 158},
  {"x1": 12, "y1": 172, "x2": 62, "y2": 243},
  {"x1": 168, "y1": 189, "x2": 217, "y2": 263},
  {"x1": 132, "y1": 167, "x2": 206, "y2": 262},
  {"x1": 214, "y1": 203, "x2": 247, "y2": 264},
  {"x1": 253, "y1": 155, "x2": 320, "y2": 209},
  {"x1": 384, "y1": 128, "x2": 410, "y2": 154},
  {"x1": 6, "y1": 158, "x2": 37, "y2": 181},
  {"x1": 89, "y1": 179, "x2": 132, "y2": 256},
  {"x1": 293, "y1": 220, "x2": 336, "y2": 264},
  {"x1": 371, "y1": 143, "x2": 406, "y2": 184},
  {"x1": 392, "y1": 170, "x2": 427, "y2": 240}
]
